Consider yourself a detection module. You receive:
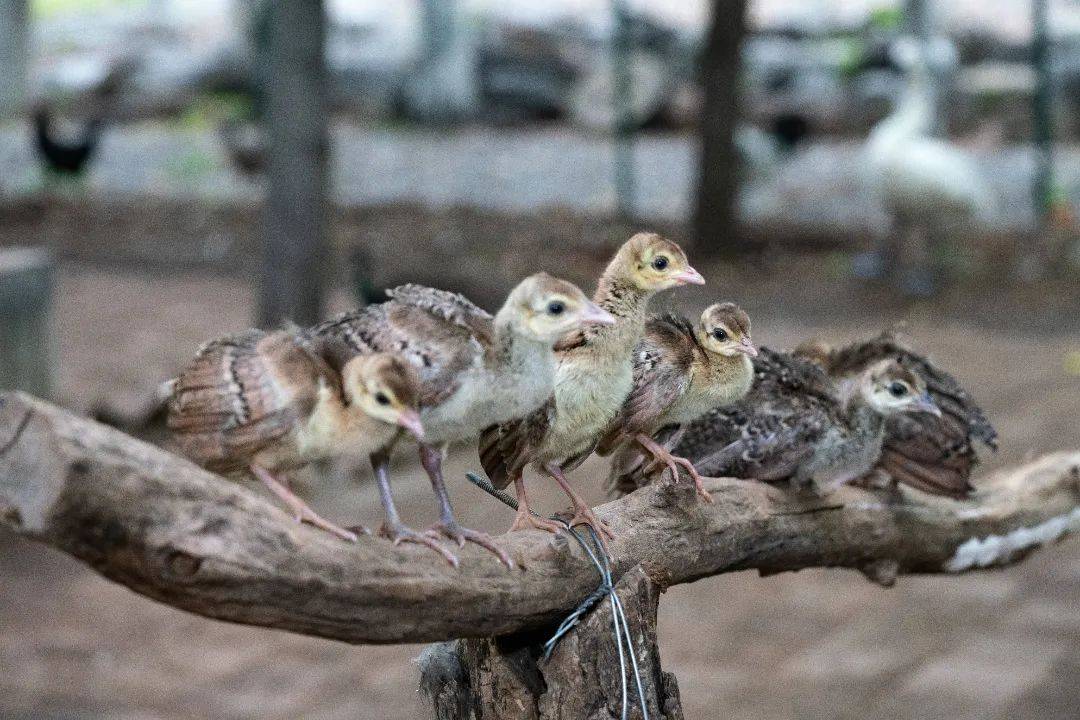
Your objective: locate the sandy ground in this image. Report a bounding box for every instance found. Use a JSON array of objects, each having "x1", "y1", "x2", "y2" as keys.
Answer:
[{"x1": 1, "y1": 261, "x2": 1079, "y2": 719}]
